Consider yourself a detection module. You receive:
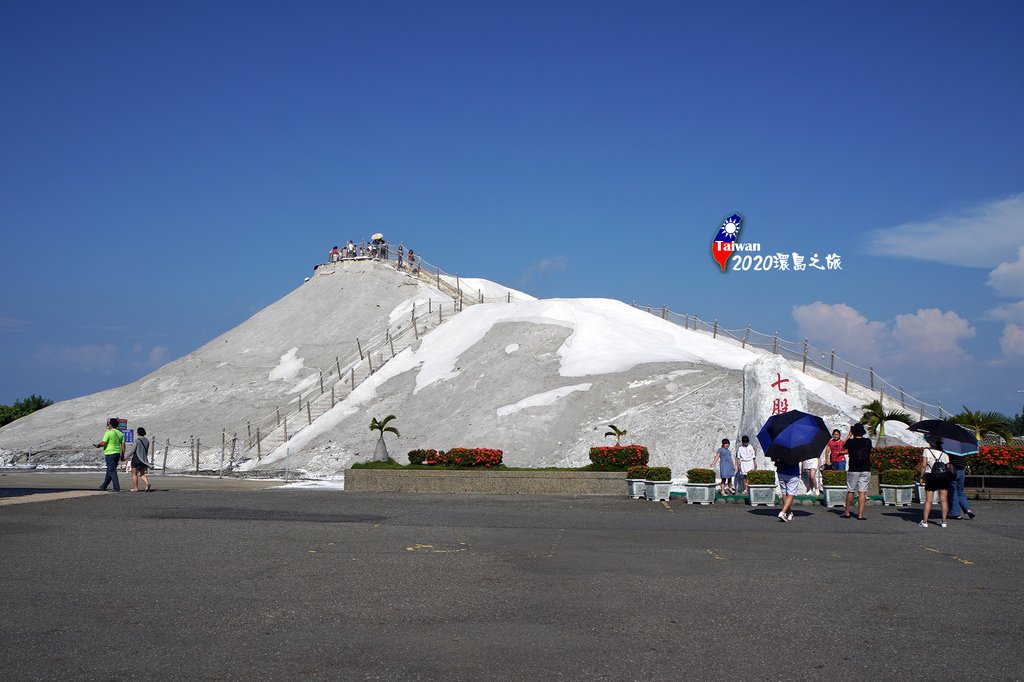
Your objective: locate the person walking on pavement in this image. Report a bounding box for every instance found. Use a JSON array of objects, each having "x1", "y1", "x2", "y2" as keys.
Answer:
[
  {"x1": 94, "y1": 417, "x2": 125, "y2": 492},
  {"x1": 946, "y1": 450, "x2": 975, "y2": 521},
  {"x1": 777, "y1": 460, "x2": 800, "y2": 522},
  {"x1": 918, "y1": 437, "x2": 952, "y2": 528},
  {"x1": 130, "y1": 427, "x2": 153, "y2": 492}
]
